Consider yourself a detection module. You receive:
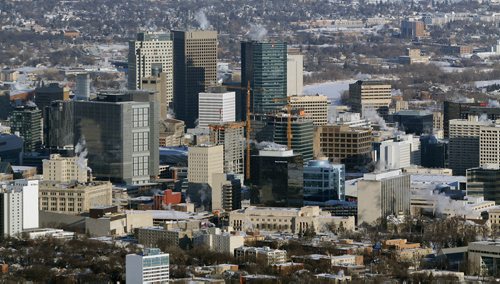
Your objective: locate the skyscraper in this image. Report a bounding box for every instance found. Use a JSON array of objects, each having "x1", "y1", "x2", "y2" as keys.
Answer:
[
  {"x1": 128, "y1": 32, "x2": 173, "y2": 120},
  {"x1": 348, "y1": 80, "x2": 392, "y2": 116},
  {"x1": 0, "y1": 180, "x2": 39, "y2": 237},
  {"x1": 10, "y1": 106, "x2": 43, "y2": 152},
  {"x1": 187, "y1": 144, "x2": 223, "y2": 187},
  {"x1": 467, "y1": 165, "x2": 500, "y2": 203},
  {"x1": 172, "y1": 30, "x2": 217, "y2": 128},
  {"x1": 34, "y1": 82, "x2": 69, "y2": 115},
  {"x1": 209, "y1": 122, "x2": 245, "y2": 175},
  {"x1": 241, "y1": 41, "x2": 287, "y2": 117},
  {"x1": 198, "y1": 88, "x2": 236, "y2": 128},
  {"x1": 287, "y1": 49, "x2": 303, "y2": 97},
  {"x1": 75, "y1": 73, "x2": 91, "y2": 101}
]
